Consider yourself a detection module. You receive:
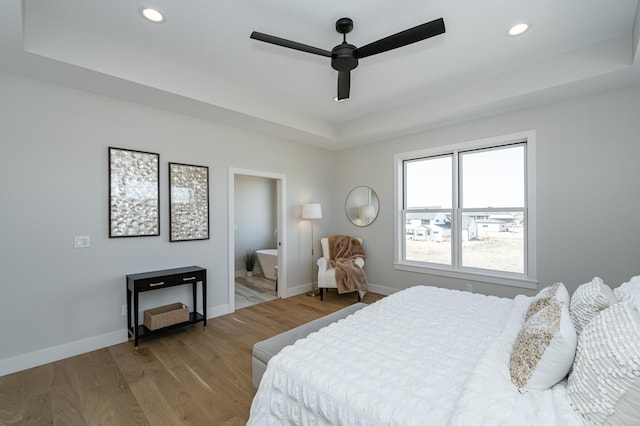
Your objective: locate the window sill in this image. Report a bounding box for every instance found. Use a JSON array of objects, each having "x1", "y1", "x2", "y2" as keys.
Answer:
[{"x1": 394, "y1": 262, "x2": 538, "y2": 290}]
